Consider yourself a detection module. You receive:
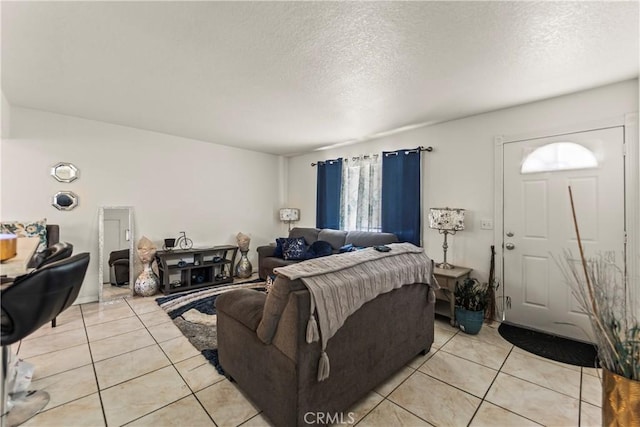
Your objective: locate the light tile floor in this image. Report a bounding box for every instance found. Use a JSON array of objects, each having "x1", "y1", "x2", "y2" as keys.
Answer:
[{"x1": 12, "y1": 291, "x2": 602, "y2": 426}]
